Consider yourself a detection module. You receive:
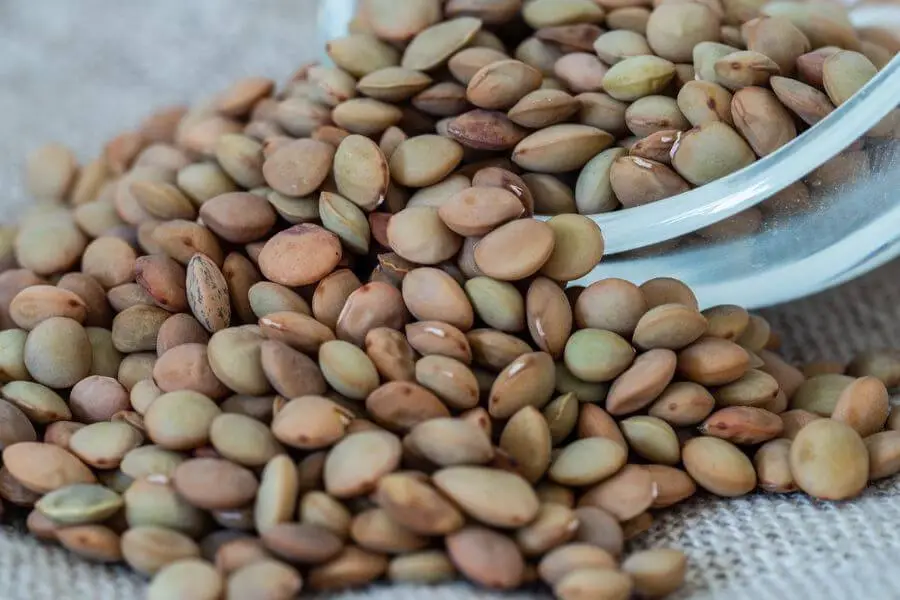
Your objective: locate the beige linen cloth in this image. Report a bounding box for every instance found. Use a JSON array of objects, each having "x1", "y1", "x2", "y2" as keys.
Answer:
[{"x1": 2, "y1": 1, "x2": 900, "y2": 598}]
